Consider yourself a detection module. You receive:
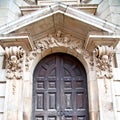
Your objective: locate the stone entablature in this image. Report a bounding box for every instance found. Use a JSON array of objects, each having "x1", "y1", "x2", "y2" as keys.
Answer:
[{"x1": 0, "y1": 31, "x2": 118, "y2": 77}]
